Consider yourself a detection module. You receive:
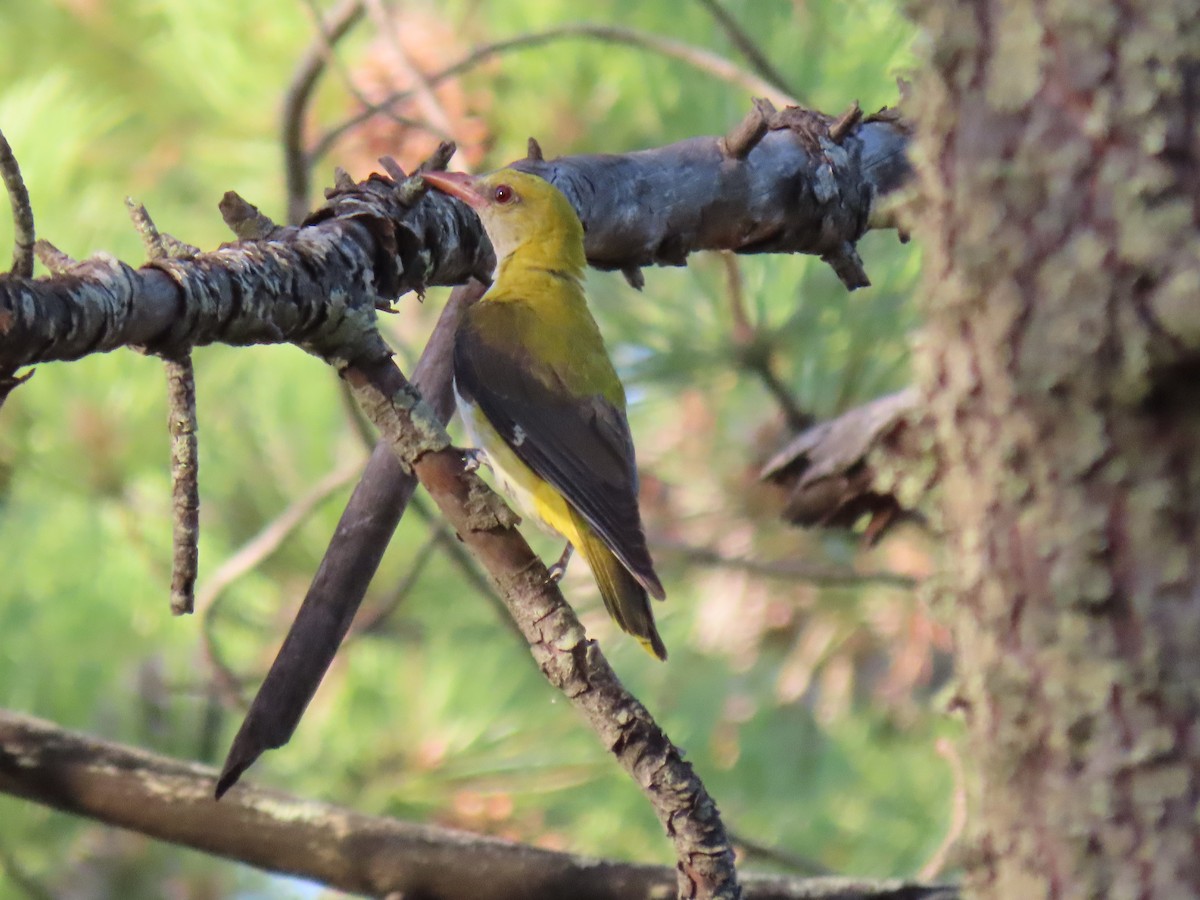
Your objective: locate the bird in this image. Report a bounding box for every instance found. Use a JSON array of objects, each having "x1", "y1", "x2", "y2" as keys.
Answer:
[{"x1": 421, "y1": 167, "x2": 668, "y2": 659}]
